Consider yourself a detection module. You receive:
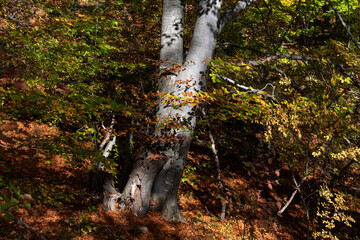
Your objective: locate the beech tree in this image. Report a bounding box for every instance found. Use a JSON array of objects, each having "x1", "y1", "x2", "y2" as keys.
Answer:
[
  {"x1": 3, "y1": 0, "x2": 360, "y2": 237},
  {"x1": 112, "y1": 0, "x2": 257, "y2": 221}
]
